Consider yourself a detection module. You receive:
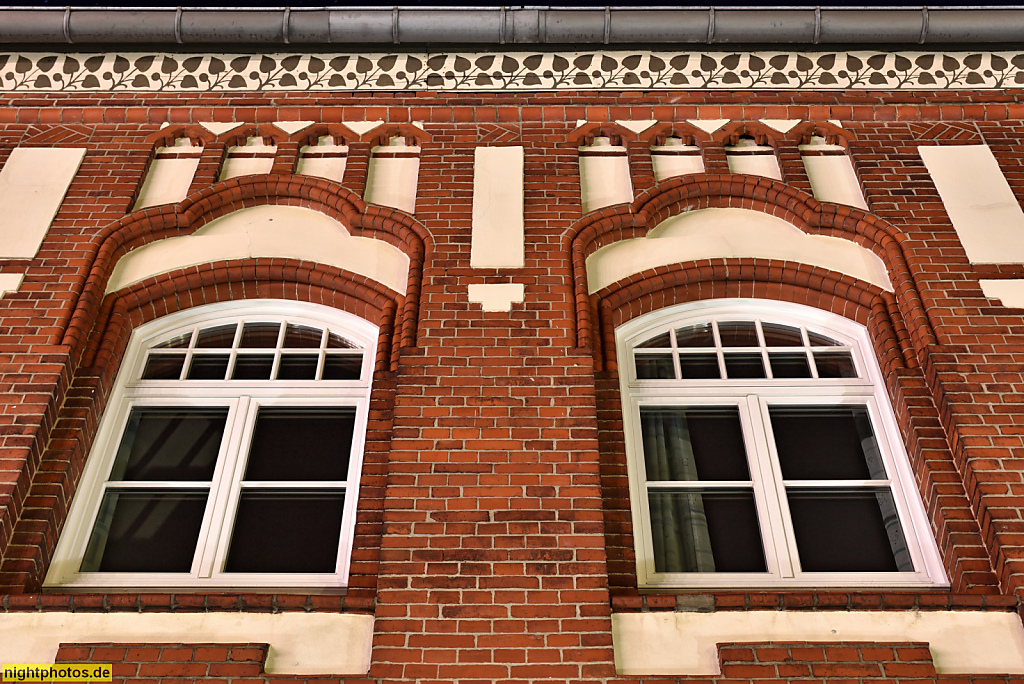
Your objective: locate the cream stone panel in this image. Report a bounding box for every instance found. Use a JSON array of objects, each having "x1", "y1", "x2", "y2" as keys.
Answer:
[
  {"x1": 0, "y1": 147, "x2": 86, "y2": 258},
  {"x1": 686, "y1": 119, "x2": 729, "y2": 134},
  {"x1": 219, "y1": 142, "x2": 276, "y2": 180},
  {"x1": 467, "y1": 283, "x2": 525, "y2": 312},
  {"x1": 471, "y1": 146, "x2": 525, "y2": 269},
  {"x1": 0, "y1": 612, "x2": 374, "y2": 675},
  {"x1": 919, "y1": 144, "x2": 1024, "y2": 263},
  {"x1": 364, "y1": 144, "x2": 420, "y2": 214},
  {"x1": 980, "y1": 279, "x2": 1024, "y2": 308},
  {"x1": 199, "y1": 122, "x2": 242, "y2": 136},
  {"x1": 0, "y1": 273, "x2": 24, "y2": 297},
  {"x1": 586, "y1": 207, "x2": 891, "y2": 293},
  {"x1": 579, "y1": 140, "x2": 633, "y2": 213},
  {"x1": 802, "y1": 154, "x2": 868, "y2": 210},
  {"x1": 342, "y1": 120, "x2": 385, "y2": 136},
  {"x1": 760, "y1": 118, "x2": 801, "y2": 133},
  {"x1": 106, "y1": 205, "x2": 409, "y2": 295},
  {"x1": 726, "y1": 151, "x2": 783, "y2": 180},
  {"x1": 134, "y1": 156, "x2": 201, "y2": 209},
  {"x1": 296, "y1": 154, "x2": 348, "y2": 183},
  {"x1": 273, "y1": 120, "x2": 315, "y2": 135},
  {"x1": 615, "y1": 119, "x2": 658, "y2": 134},
  {"x1": 651, "y1": 142, "x2": 705, "y2": 181},
  {"x1": 612, "y1": 611, "x2": 1024, "y2": 676}
]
